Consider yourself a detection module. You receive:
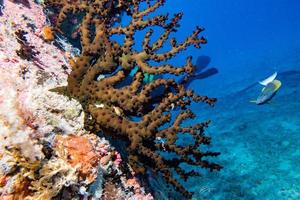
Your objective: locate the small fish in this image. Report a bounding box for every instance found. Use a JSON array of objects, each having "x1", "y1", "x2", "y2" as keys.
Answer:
[
  {"x1": 250, "y1": 72, "x2": 281, "y2": 105},
  {"x1": 129, "y1": 66, "x2": 155, "y2": 83},
  {"x1": 143, "y1": 72, "x2": 154, "y2": 83}
]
